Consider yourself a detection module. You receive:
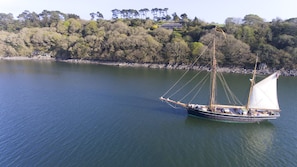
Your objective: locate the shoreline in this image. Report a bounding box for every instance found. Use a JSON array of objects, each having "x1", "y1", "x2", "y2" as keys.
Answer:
[{"x1": 1, "y1": 56, "x2": 297, "y2": 76}]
